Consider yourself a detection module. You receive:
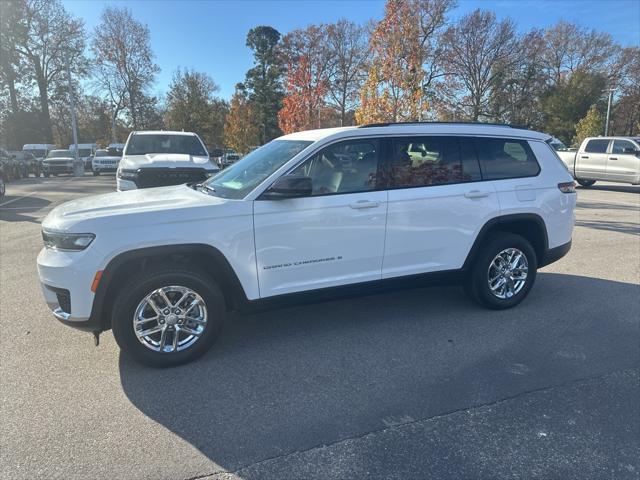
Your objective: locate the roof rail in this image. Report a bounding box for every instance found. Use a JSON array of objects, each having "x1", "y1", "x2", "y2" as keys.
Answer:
[{"x1": 358, "y1": 121, "x2": 530, "y2": 130}]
